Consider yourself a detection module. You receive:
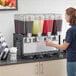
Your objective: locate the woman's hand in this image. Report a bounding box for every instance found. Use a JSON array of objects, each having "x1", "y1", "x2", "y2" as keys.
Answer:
[
  {"x1": 38, "y1": 39, "x2": 54, "y2": 46},
  {"x1": 46, "y1": 39, "x2": 54, "y2": 46}
]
